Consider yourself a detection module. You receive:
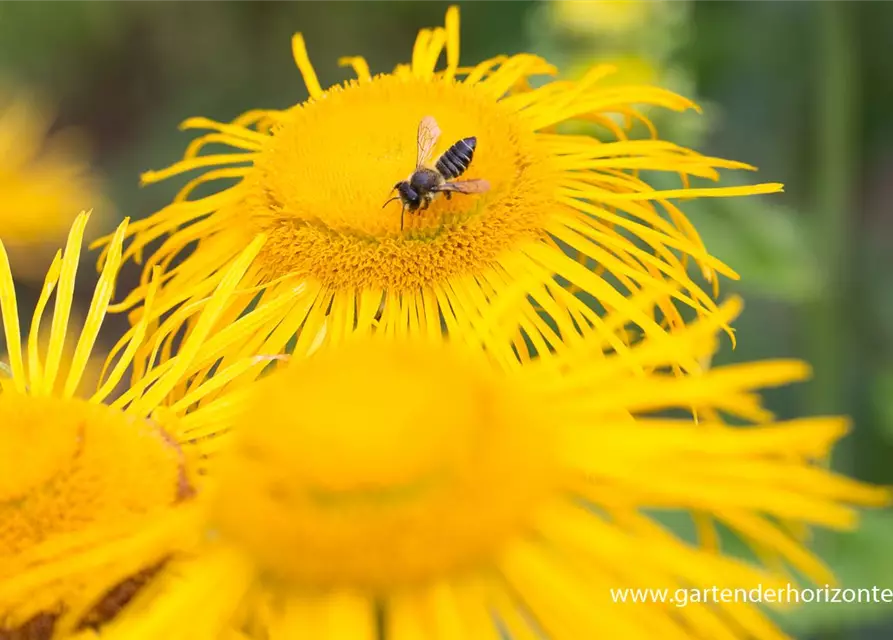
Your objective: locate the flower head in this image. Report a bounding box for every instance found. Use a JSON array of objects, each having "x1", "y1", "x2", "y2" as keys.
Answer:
[
  {"x1": 97, "y1": 6, "x2": 780, "y2": 381},
  {"x1": 0, "y1": 213, "x2": 274, "y2": 638},
  {"x1": 0, "y1": 94, "x2": 108, "y2": 281},
  {"x1": 93, "y1": 299, "x2": 887, "y2": 640},
  {"x1": 550, "y1": 0, "x2": 656, "y2": 37}
]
